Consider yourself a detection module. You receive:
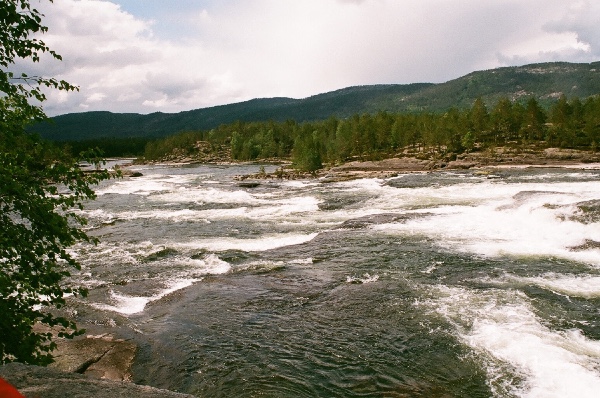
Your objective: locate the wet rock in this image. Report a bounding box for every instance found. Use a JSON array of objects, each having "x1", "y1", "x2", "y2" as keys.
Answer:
[
  {"x1": 337, "y1": 213, "x2": 423, "y2": 229},
  {"x1": 238, "y1": 181, "x2": 261, "y2": 188},
  {"x1": 330, "y1": 157, "x2": 431, "y2": 172},
  {"x1": 569, "y1": 239, "x2": 600, "y2": 251},
  {"x1": 50, "y1": 334, "x2": 136, "y2": 382},
  {"x1": 446, "y1": 160, "x2": 478, "y2": 169},
  {"x1": 573, "y1": 200, "x2": 600, "y2": 224},
  {"x1": 0, "y1": 362, "x2": 195, "y2": 398}
]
